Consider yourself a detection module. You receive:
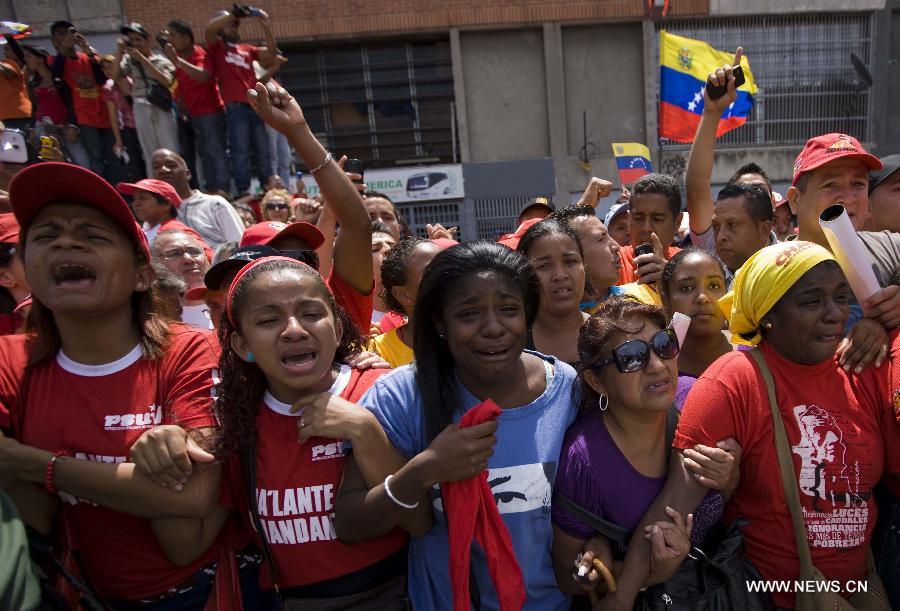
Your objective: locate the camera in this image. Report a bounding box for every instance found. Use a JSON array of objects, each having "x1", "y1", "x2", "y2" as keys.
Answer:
[
  {"x1": 232, "y1": 4, "x2": 262, "y2": 17},
  {"x1": 155, "y1": 32, "x2": 169, "y2": 48}
]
